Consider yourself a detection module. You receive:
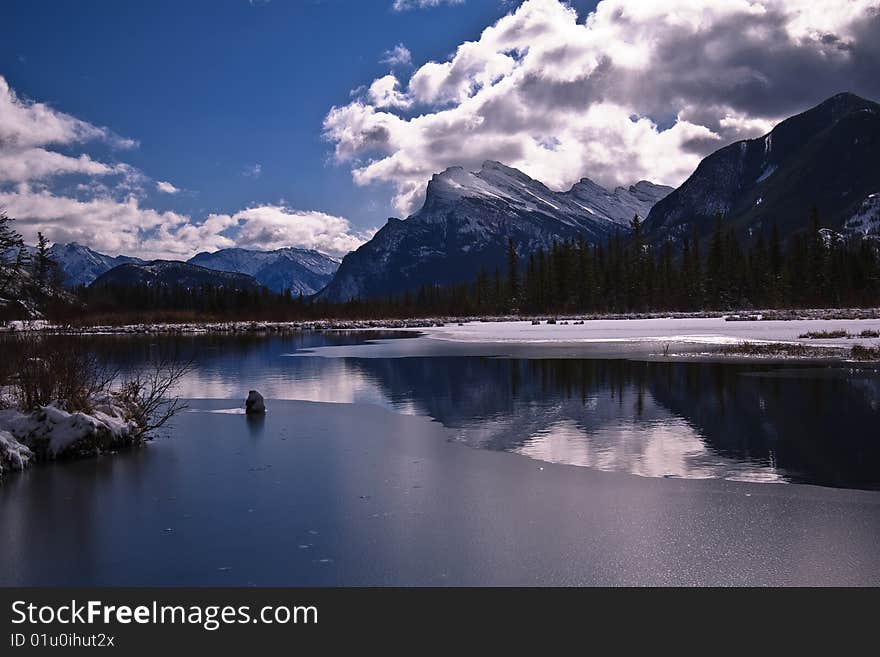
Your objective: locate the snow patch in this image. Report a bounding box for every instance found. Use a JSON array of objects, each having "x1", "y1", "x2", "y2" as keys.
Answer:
[
  {"x1": 0, "y1": 430, "x2": 32, "y2": 478},
  {"x1": 416, "y1": 318, "x2": 880, "y2": 348},
  {"x1": 844, "y1": 194, "x2": 880, "y2": 236},
  {"x1": 0, "y1": 394, "x2": 139, "y2": 460},
  {"x1": 756, "y1": 165, "x2": 777, "y2": 183}
]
